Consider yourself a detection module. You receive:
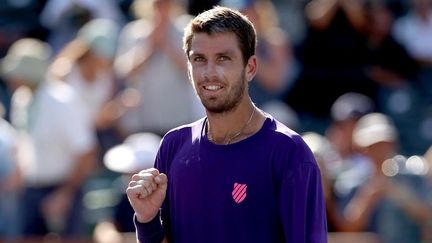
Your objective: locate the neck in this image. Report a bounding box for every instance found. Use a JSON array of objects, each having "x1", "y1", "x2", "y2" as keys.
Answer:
[{"x1": 206, "y1": 100, "x2": 263, "y2": 145}]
